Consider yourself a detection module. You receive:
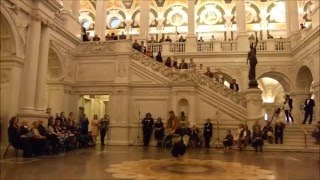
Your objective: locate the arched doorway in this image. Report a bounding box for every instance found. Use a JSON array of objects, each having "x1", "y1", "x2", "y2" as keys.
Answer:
[
  {"x1": 178, "y1": 99, "x2": 189, "y2": 118},
  {"x1": 296, "y1": 66, "x2": 313, "y2": 92},
  {"x1": 0, "y1": 11, "x2": 18, "y2": 144},
  {"x1": 46, "y1": 48, "x2": 64, "y2": 114},
  {"x1": 257, "y1": 76, "x2": 286, "y2": 122}
]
